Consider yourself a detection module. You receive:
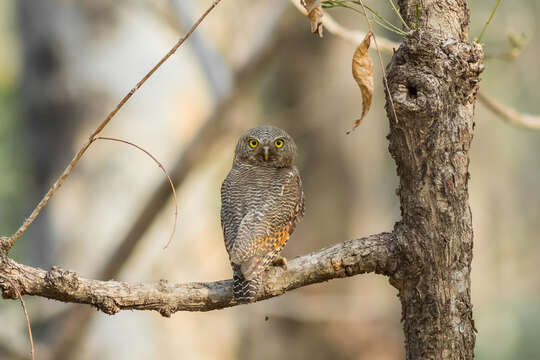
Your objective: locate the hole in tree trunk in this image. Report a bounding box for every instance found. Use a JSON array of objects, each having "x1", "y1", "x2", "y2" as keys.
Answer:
[{"x1": 406, "y1": 83, "x2": 418, "y2": 99}]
